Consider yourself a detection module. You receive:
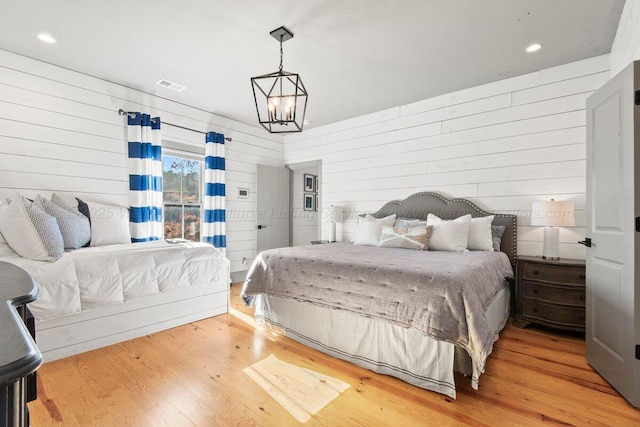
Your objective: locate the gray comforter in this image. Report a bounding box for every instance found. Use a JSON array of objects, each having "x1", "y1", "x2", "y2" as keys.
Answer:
[{"x1": 241, "y1": 242, "x2": 514, "y2": 376}]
